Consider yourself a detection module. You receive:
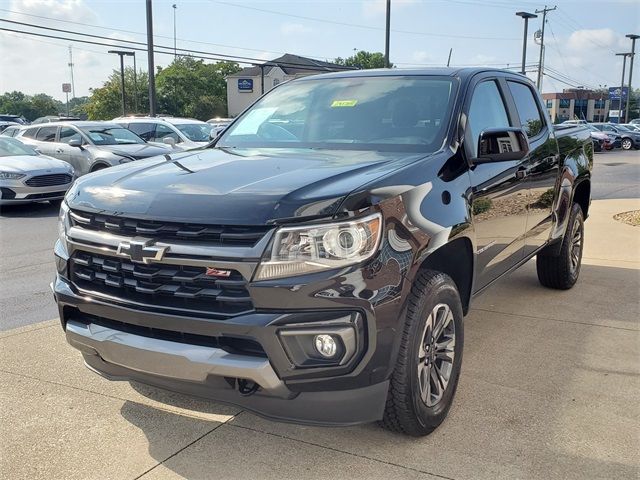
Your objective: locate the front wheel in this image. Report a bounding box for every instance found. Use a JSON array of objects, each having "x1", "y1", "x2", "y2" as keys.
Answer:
[
  {"x1": 536, "y1": 202, "x2": 584, "y2": 290},
  {"x1": 621, "y1": 138, "x2": 632, "y2": 150},
  {"x1": 380, "y1": 270, "x2": 464, "y2": 436}
]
